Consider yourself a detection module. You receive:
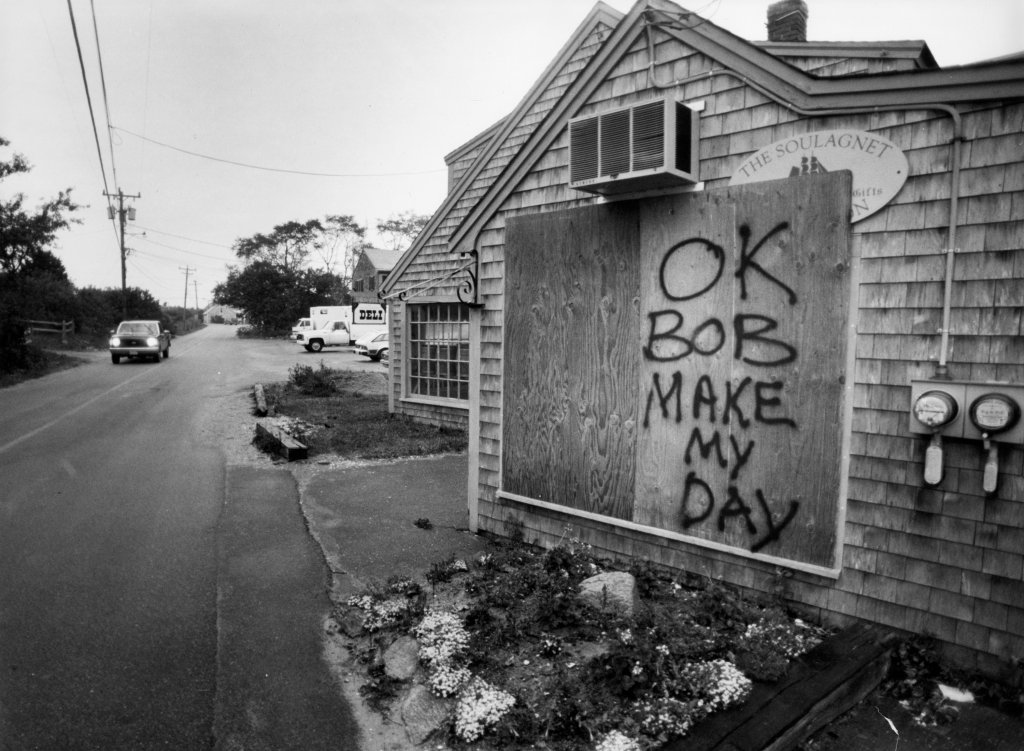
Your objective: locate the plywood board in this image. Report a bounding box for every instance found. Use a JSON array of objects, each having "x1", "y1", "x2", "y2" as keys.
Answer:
[
  {"x1": 503, "y1": 203, "x2": 641, "y2": 520},
  {"x1": 503, "y1": 172, "x2": 851, "y2": 569},
  {"x1": 637, "y1": 173, "x2": 850, "y2": 567}
]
